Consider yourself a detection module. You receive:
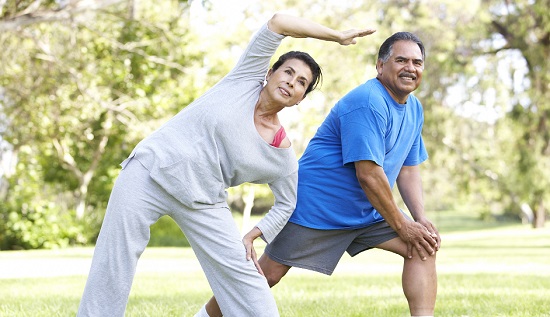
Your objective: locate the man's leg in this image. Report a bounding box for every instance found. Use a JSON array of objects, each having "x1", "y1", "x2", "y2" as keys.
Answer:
[
  {"x1": 201, "y1": 254, "x2": 291, "y2": 317},
  {"x1": 375, "y1": 237, "x2": 437, "y2": 316},
  {"x1": 198, "y1": 221, "x2": 352, "y2": 317}
]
